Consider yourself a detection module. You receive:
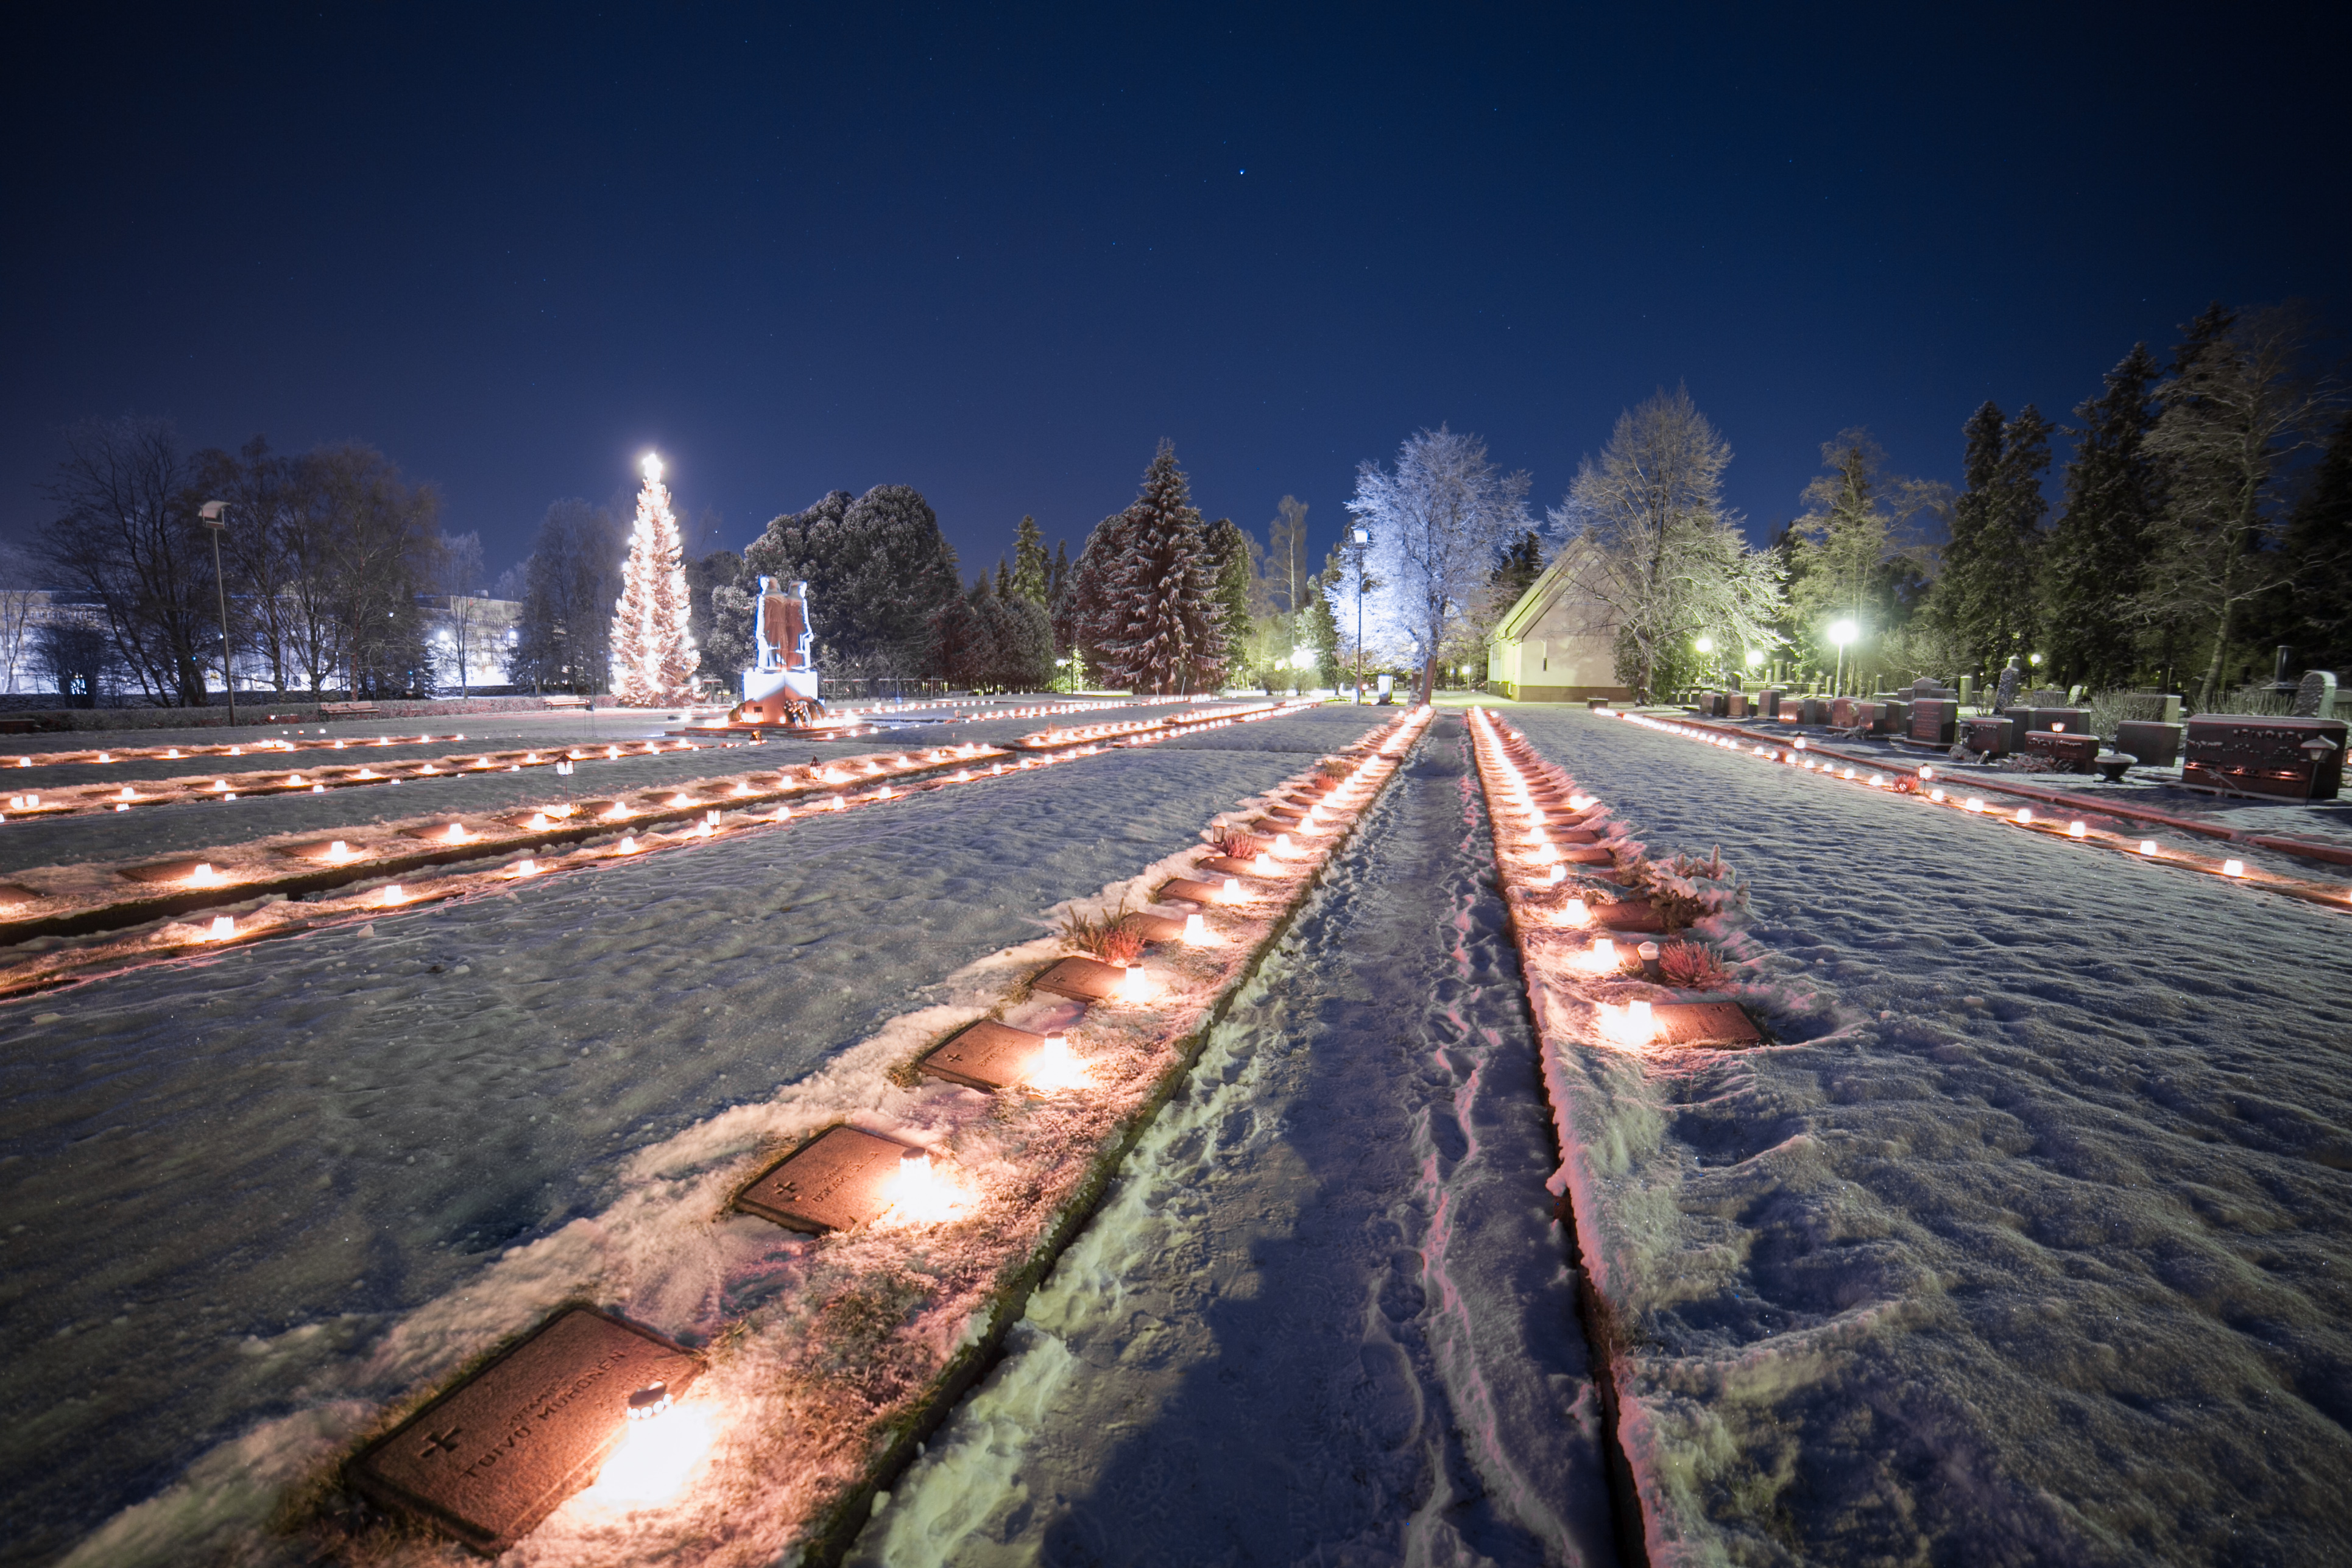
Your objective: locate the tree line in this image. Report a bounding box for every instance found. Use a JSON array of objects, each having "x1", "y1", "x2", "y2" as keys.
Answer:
[
  {"x1": 26, "y1": 417, "x2": 464, "y2": 705},
  {"x1": 1556, "y1": 301, "x2": 2348, "y2": 711}
]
